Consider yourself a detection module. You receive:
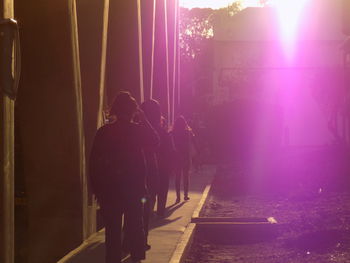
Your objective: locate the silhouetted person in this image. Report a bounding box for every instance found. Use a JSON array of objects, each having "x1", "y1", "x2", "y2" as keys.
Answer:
[
  {"x1": 172, "y1": 116, "x2": 196, "y2": 203},
  {"x1": 140, "y1": 100, "x2": 159, "y2": 249},
  {"x1": 156, "y1": 115, "x2": 174, "y2": 216},
  {"x1": 189, "y1": 114, "x2": 203, "y2": 173},
  {"x1": 89, "y1": 91, "x2": 159, "y2": 263},
  {"x1": 140, "y1": 99, "x2": 174, "y2": 249}
]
